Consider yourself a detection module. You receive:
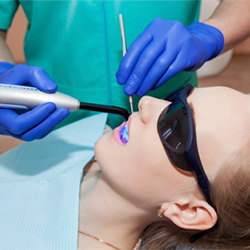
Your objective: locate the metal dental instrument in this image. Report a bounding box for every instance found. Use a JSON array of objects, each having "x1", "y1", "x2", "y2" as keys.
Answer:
[
  {"x1": 0, "y1": 84, "x2": 130, "y2": 121},
  {"x1": 119, "y1": 14, "x2": 134, "y2": 114}
]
